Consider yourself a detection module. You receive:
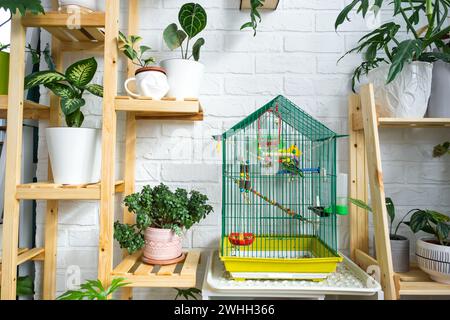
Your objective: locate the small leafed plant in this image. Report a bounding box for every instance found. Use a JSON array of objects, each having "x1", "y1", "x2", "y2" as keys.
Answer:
[
  {"x1": 0, "y1": 0, "x2": 44, "y2": 51},
  {"x1": 405, "y1": 209, "x2": 450, "y2": 246},
  {"x1": 24, "y1": 57, "x2": 103, "y2": 127},
  {"x1": 57, "y1": 278, "x2": 128, "y2": 300},
  {"x1": 174, "y1": 287, "x2": 201, "y2": 300},
  {"x1": 241, "y1": 0, "x2": 265, "y2": 36},
  {"x1": 433, "y1": 141, "x2": 450, "y2": 157},
  {"x1": 114, "y1": 183, "x2": 213, "y2": 254},
  {"x1": 163, "y1": 2, "x2": 207, "y2": 61},
  {"x1": 118, "y1": 32, "x2": 156, "y2": 68}
]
